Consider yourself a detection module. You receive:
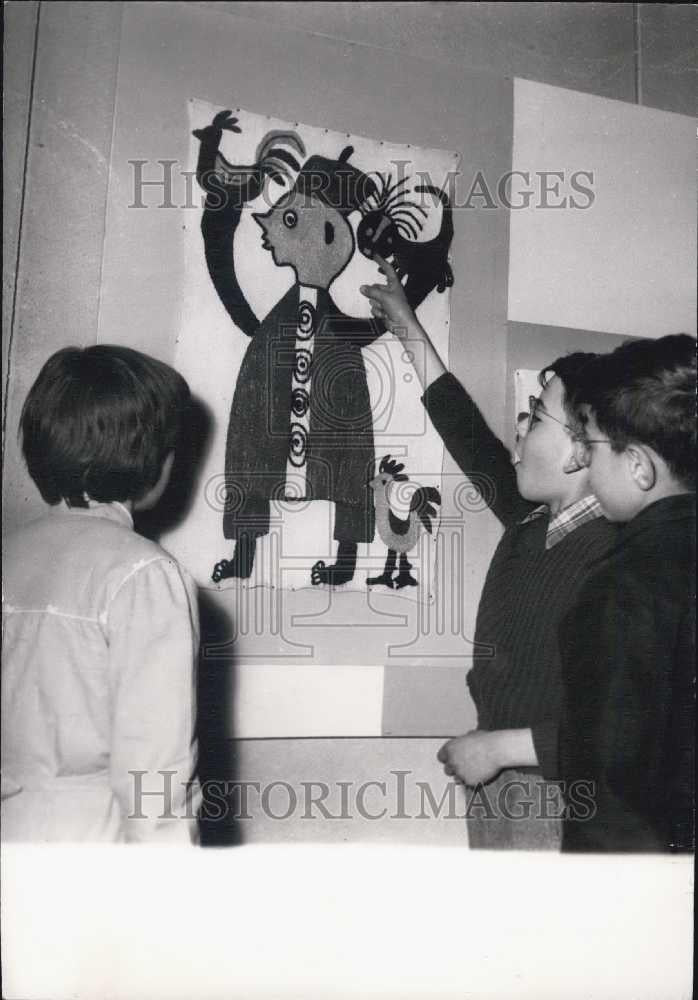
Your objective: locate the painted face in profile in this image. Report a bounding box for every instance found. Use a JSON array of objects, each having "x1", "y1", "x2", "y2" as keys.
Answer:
[{"x1": 253, "y1": 191, "x2": 354, "y2": 289}]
